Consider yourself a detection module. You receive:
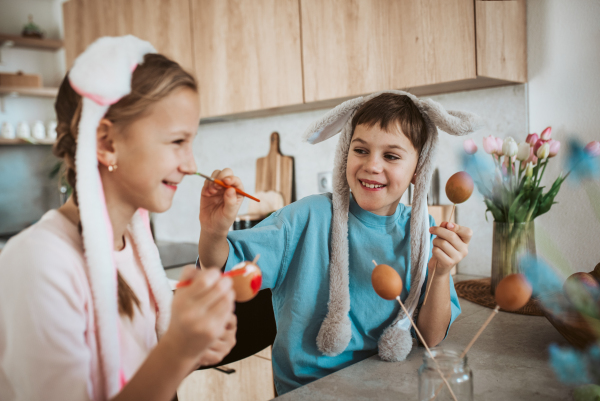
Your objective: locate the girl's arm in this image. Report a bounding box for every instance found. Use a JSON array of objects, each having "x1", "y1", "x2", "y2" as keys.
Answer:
[
  {"x1": 417, "y1": 222, "x2": 472, "y2": 346},
  {"x1": 112, "y1": 267, "x2": 236, "y2": 401},
  {"x1": 198, "y1": 169, "x2": 245, "y2": 269}
]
